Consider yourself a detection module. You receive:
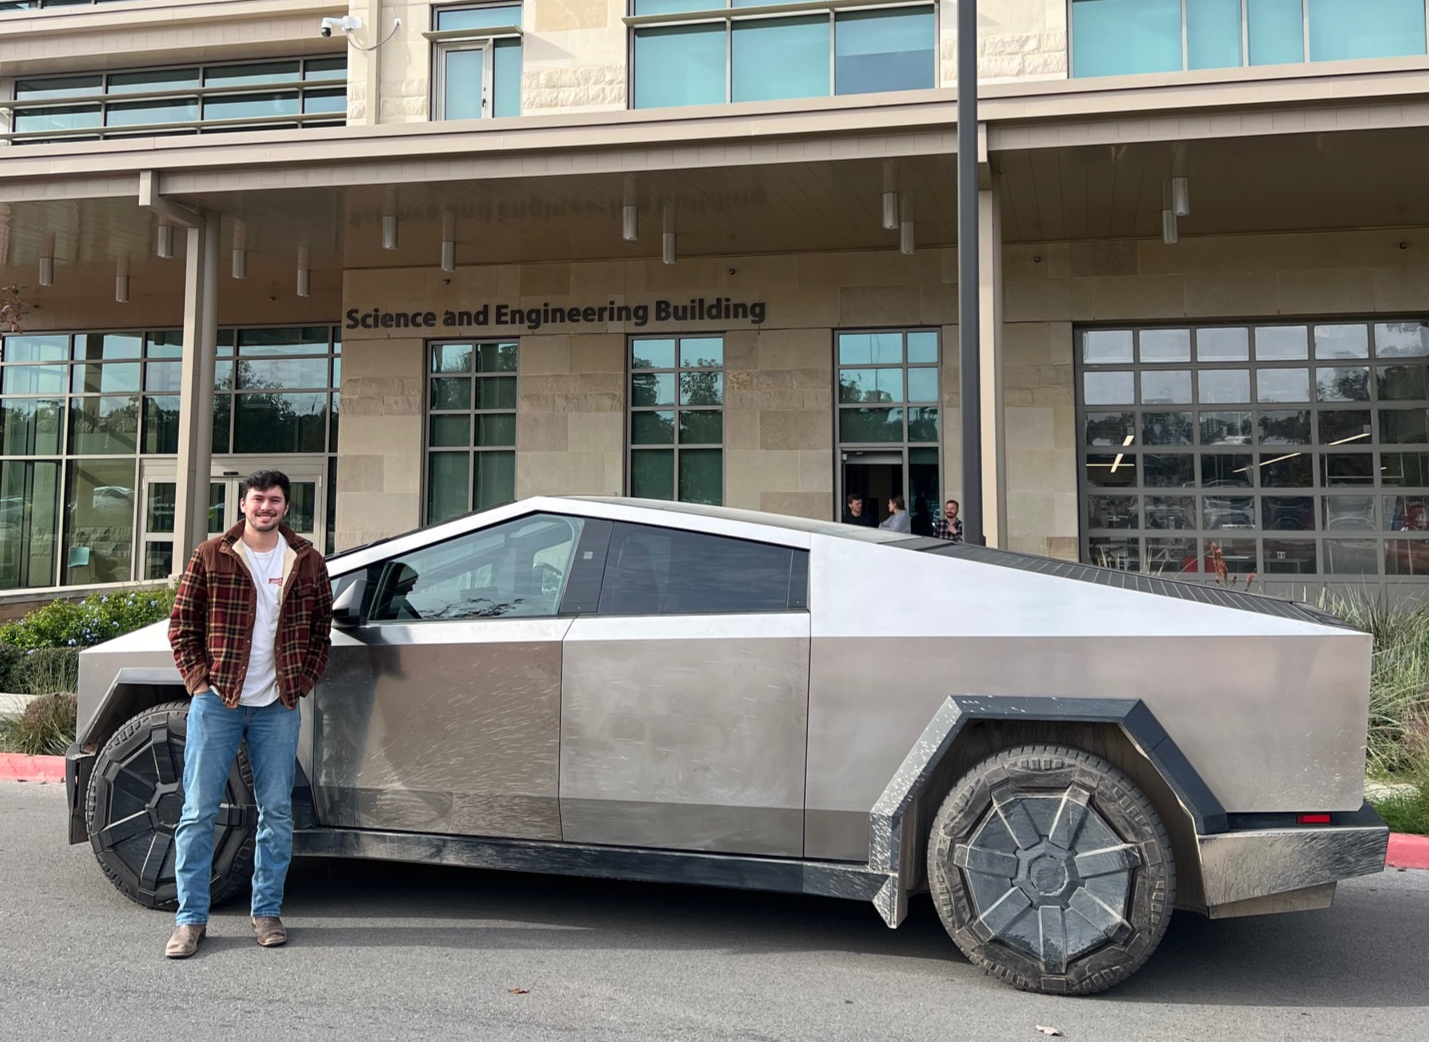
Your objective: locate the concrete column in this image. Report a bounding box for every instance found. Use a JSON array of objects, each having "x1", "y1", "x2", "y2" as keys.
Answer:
[
  {"x1": 978, "y1": 176, "x2": 1007, "y2": 548},
  {"x1": 172, "y1": 210, "x2": 220, "y2": 572}
]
